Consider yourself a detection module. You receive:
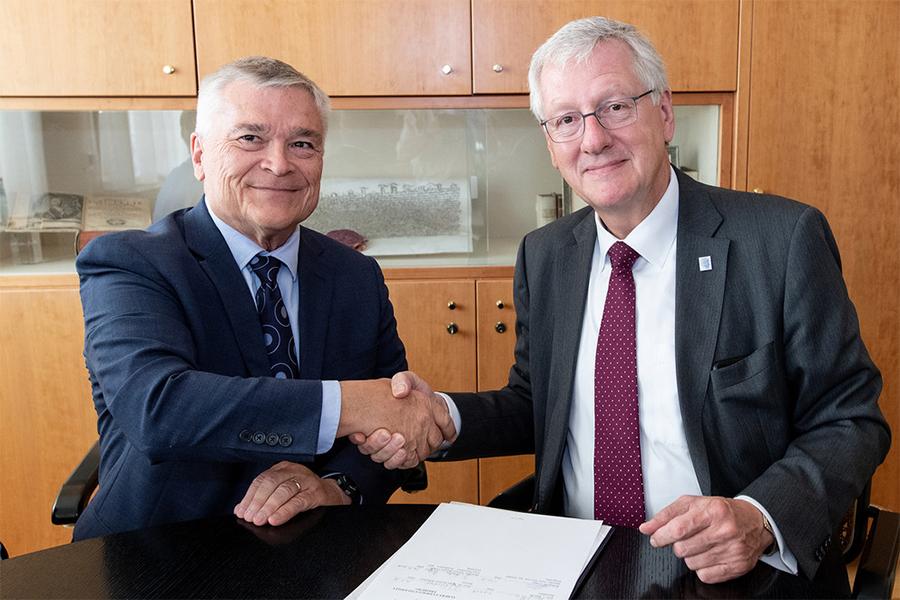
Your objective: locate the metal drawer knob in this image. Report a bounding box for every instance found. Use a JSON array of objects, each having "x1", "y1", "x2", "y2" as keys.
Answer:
[
  {"x1": 495, "y1": 322, "x2": 507, "y2": 333},
  {"x1": 446, "y1": 322, "x2": 459, "y2": 335}
]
